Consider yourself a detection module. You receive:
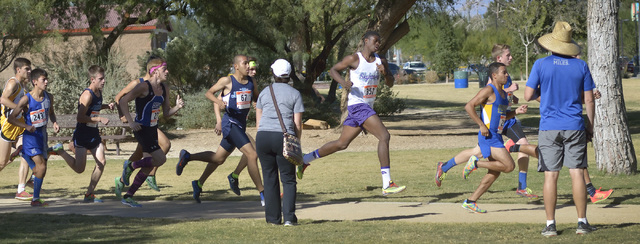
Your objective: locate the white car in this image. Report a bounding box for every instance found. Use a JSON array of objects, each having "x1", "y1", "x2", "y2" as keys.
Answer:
[{"x1": 402, "y1": 61, "x2": 427, "y2": 74}]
